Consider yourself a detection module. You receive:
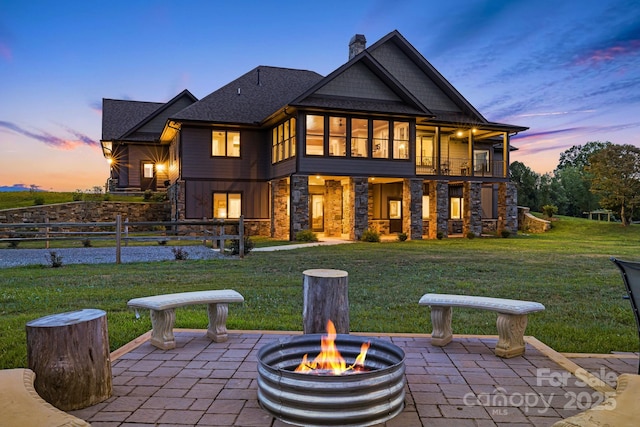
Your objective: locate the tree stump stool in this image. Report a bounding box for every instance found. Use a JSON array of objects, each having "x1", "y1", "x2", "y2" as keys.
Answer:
[
  {"x1": 303, "y1": 269, "x2": 349, "y2": 334},
  {"x1": 26, "y1": 309, "x2": 113, "y2": 411}
]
